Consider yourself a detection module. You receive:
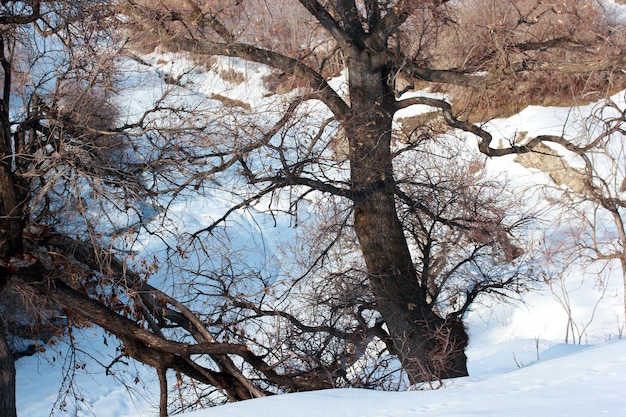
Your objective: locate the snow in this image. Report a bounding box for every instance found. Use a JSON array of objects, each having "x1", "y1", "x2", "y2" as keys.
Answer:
[
  {"x1": 182, "y1": 341, "x2": 626, "y2": 417},
  {"x1": 14, "y1": 51, "x2": 626, "y2": 417},
  {"x1": 601, "y1": 0, "x2": 626, "y2": 25},
  {"x1": 17, "y1": 310, "x2": 626, "y2": 416}
]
